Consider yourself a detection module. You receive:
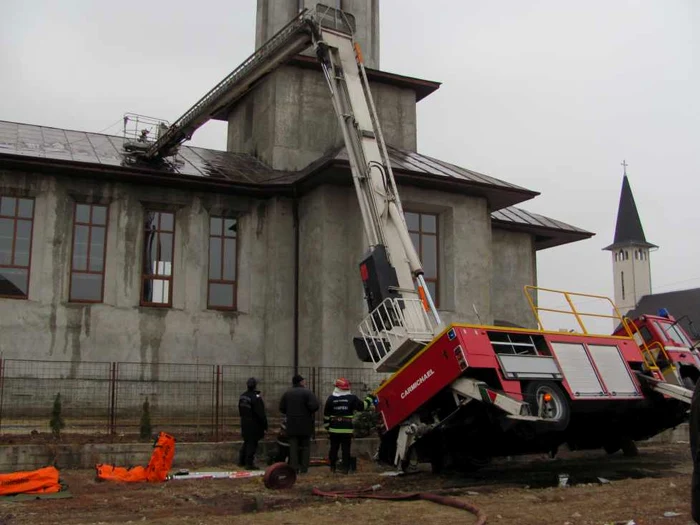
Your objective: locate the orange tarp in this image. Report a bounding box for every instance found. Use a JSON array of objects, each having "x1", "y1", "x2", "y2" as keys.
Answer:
[
  {"x1": 0, "y1": 466, "x2": 61, "y2": 496},
  {"x1": 96, "y1": 432, "x2": 176, "y2": 483}
]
